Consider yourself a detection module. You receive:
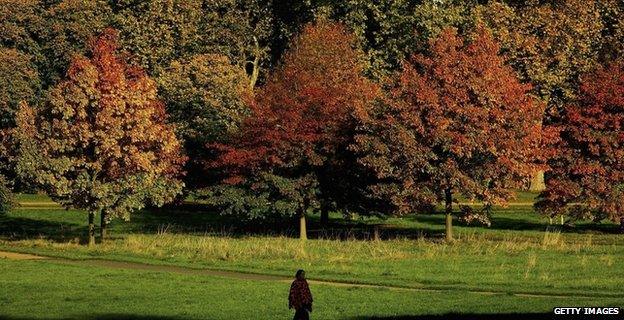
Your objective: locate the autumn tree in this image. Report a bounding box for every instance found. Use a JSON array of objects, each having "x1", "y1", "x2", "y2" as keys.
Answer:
[
  {"x1": 536, "y1": 60, "x2": 624, "y2": 230},
  {"x1": 16, "y1": 29, "x2": 186, "y2": 246},
  {"x1": 209, "y1": 20, "x2": 377, "y2": 239},
  {"x1": 353, "y1": 27, "x2": 544, "y2": 241},
  {"x1": 157, "y1": 54, "x2": 251, "y2": 188},
  {"x1": 474, "y1": 0, "x2": 604, "y2": 191}
]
